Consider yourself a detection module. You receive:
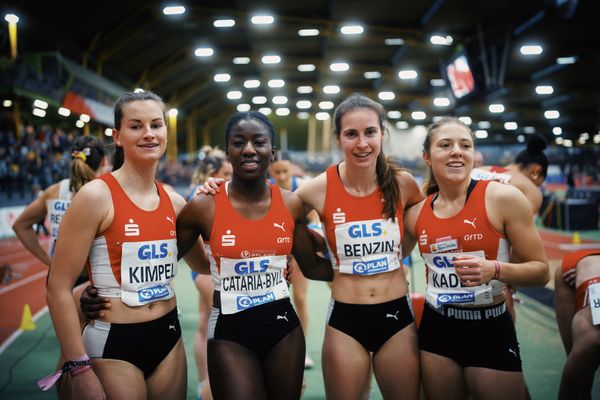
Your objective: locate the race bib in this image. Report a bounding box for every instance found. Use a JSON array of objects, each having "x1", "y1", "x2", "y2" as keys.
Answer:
[
  {"x1": 423, "y1": 250, "x2": 493, "y2": 306},
  {"x1": 334, "y1": 218, "x2": 401, "y2": 275},
  {"x1": 120, "y1": 239, "x2": 177, "y2": 306},
  {"x1": 588, "y1": 283, "x2": 600, "y2": 325},
  {"x1": 46, "y1": 199, "x2": 71, "y2": 257},
  {"x1": 219, "y1": 255, "x2": 289, "y2": 314}
]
